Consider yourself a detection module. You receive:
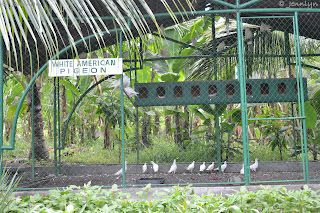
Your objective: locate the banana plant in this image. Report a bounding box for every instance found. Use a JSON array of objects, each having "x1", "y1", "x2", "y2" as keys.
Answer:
[{"x1": 96, "y1": 93, "x2": 135, "y2": 149}]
